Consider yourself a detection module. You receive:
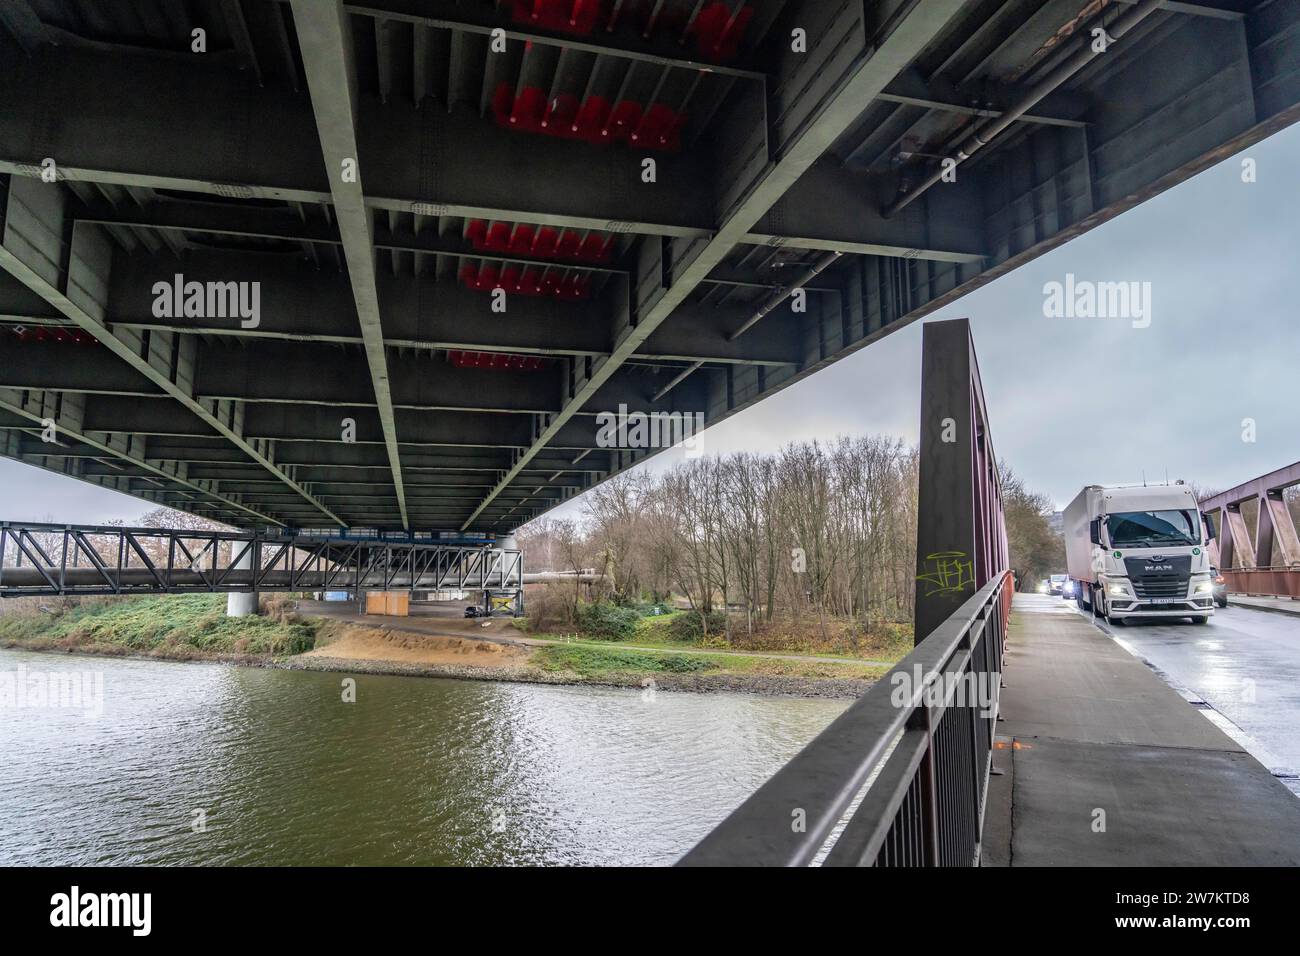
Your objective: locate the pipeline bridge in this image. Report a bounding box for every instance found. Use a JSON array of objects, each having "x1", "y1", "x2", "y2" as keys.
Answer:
[
  {"x1": 1, "y1": 0, "x2": 1297, "y2": 535},
  {"x1": 2, "y1": 2, "x2": 1300, "y2": 867}
]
